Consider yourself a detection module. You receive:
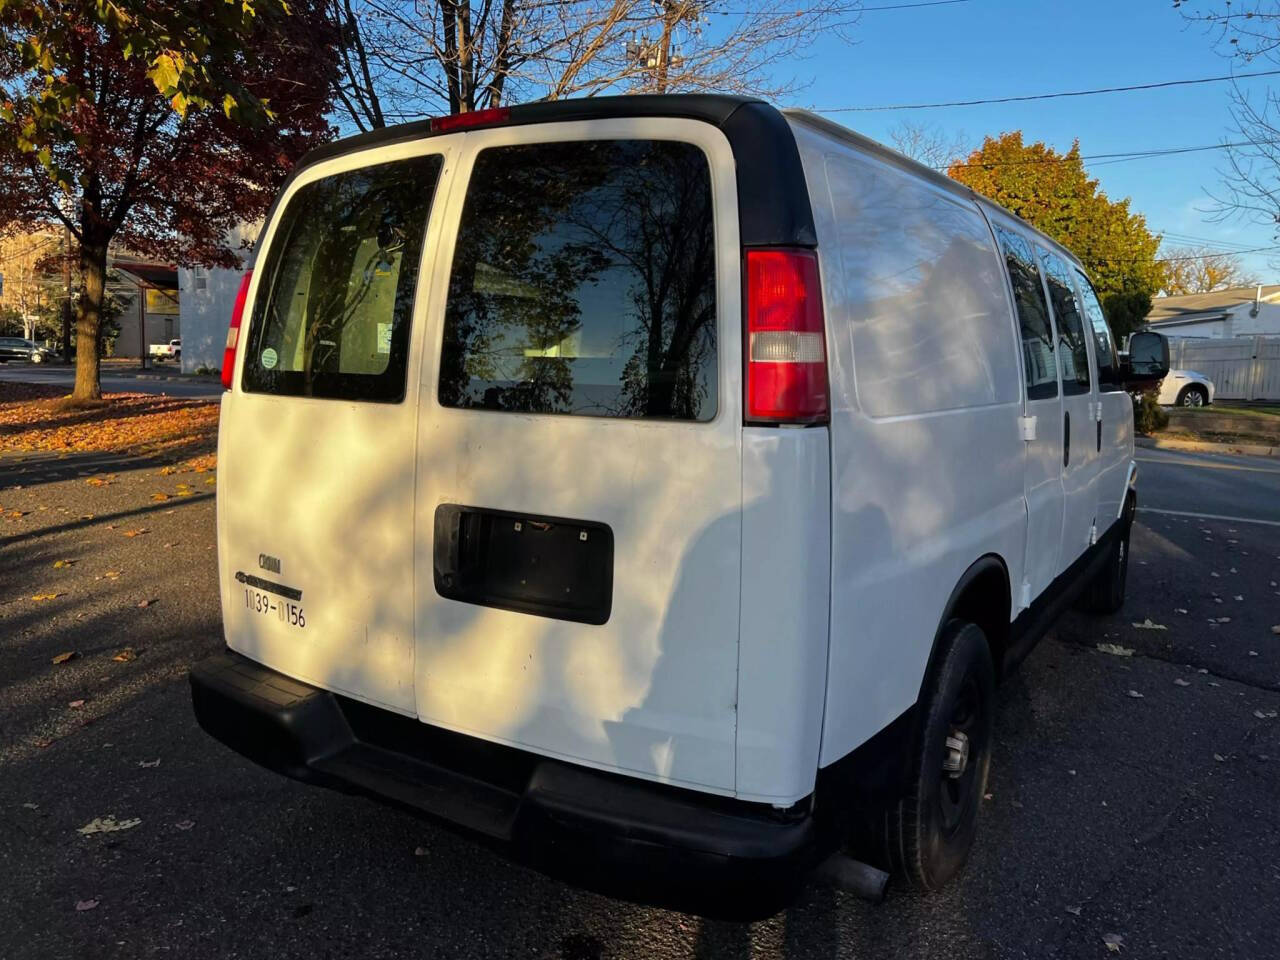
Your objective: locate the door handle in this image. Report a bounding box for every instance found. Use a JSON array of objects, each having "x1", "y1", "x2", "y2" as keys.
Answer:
[
  {"x1": 1096, "y1": 413, "x2": 1102, "y2": 452},
  {"x1": 1063, "y1": 410, "x2": 1070, "y2": 467}
]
